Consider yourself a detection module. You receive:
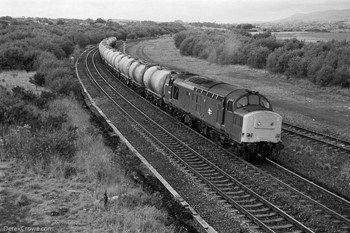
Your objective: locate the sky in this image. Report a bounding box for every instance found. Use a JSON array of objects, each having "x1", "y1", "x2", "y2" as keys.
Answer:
[{"x1": 1, "y1": 0, "x2": 350, "y2": 23}]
